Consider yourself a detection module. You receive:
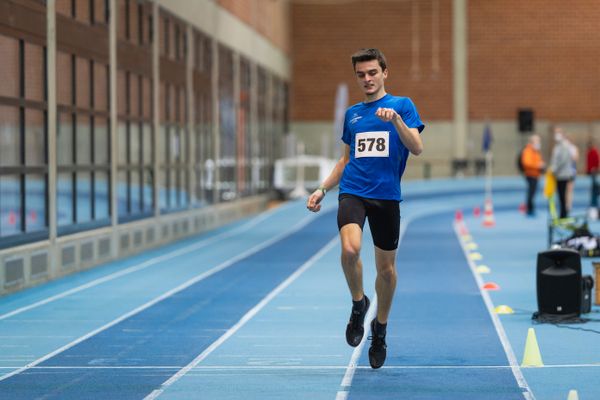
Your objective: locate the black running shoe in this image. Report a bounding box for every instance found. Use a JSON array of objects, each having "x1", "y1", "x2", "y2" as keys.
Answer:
[
  {"x1": 368, "y1": 319, "x2": 387, "y2": 369},
  {"x1": 345, "y1": 295, "x2": 370, "y2": 347}
]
